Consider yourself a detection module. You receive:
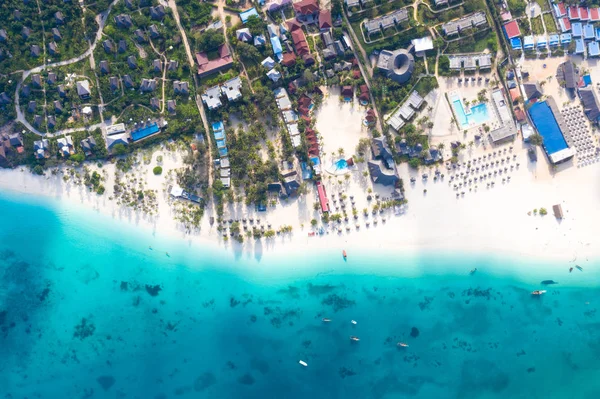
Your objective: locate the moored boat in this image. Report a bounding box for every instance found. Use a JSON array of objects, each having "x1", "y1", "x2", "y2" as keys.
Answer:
[
  {"x1": 299, "y1": 360, "x2": 308, "y2": 367},
  {"x1": 531, "y1": 290, "x2": 546, "y2": 296},
  {"x1": 343, "y1": 250, "x2": 347, "y2": 259},
  {"x1": 350, "y1": 336, "x2": 360, "y2": 342},
  {"x1": 576, "y1": 265, "x2": 583, "y2": 271},
  {"x1": 470, "y1": 268, "x2": 477, "y2": 275},
  {"x1": 322, "y1": 318, "x2": 331, "y2": 322},
  {"x1": 397, "y1": 342, "x2": 409, "y2": 348},
  {"x1": 351, "y1": 320, "x2": 357, "y2": 325}
]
